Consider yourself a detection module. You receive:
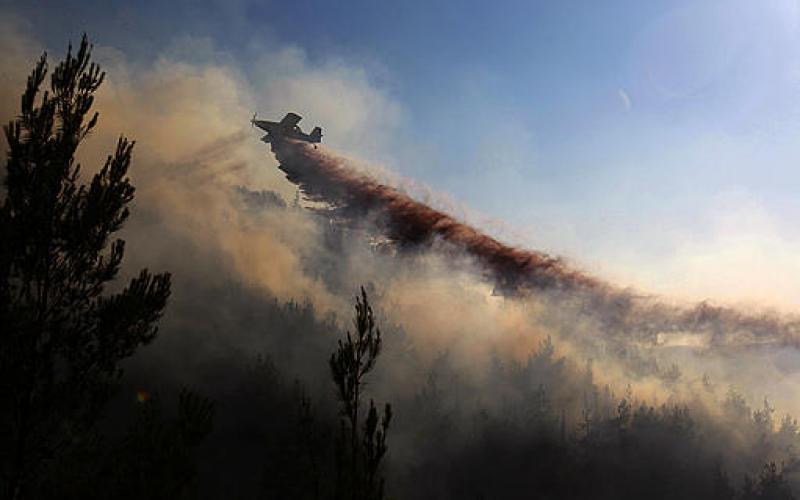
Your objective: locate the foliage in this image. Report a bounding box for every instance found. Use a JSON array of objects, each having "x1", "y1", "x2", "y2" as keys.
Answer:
[
  {"x1": 101, "y1": 389, "x2": 215, "y2": 500},
  {"x1": 330, "y1": 287, "x2": 392, "y2": 500},
  {"x1": 0, "y1": 35, "x2": 171, "y2": 498}
]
